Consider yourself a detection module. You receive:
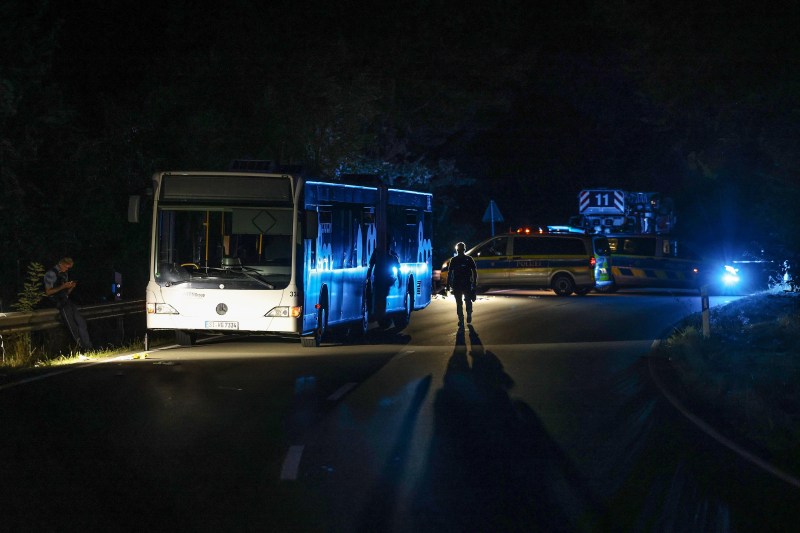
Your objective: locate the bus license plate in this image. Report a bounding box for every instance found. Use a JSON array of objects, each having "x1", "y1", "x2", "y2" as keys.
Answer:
[{"x1": 205, "y1": 321, "x2": 238, "y2": 330}]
